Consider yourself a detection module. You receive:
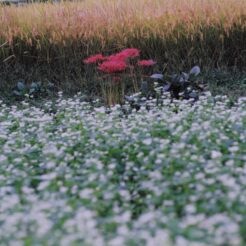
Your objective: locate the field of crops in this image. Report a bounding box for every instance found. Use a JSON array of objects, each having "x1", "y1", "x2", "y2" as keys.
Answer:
[
  {"x1": 0, "y1": 93, "x2": 245, "y2": 245},
  {"x1": 1, "y1": 0, "x2": 246, "y2": 92},
  {"x1": 1, "y1": 1, "x2": 246, "y2": 245}
]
